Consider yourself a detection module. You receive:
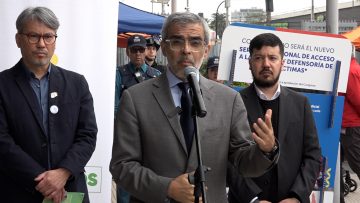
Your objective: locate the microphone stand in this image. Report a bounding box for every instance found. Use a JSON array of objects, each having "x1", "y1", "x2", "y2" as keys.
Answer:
[
  {"x1": 191, "y1": 115, "x2": 210, "y2": 203},
  {"x1": 187, "y1": 76, "x2": 209, "y2": 203}
]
